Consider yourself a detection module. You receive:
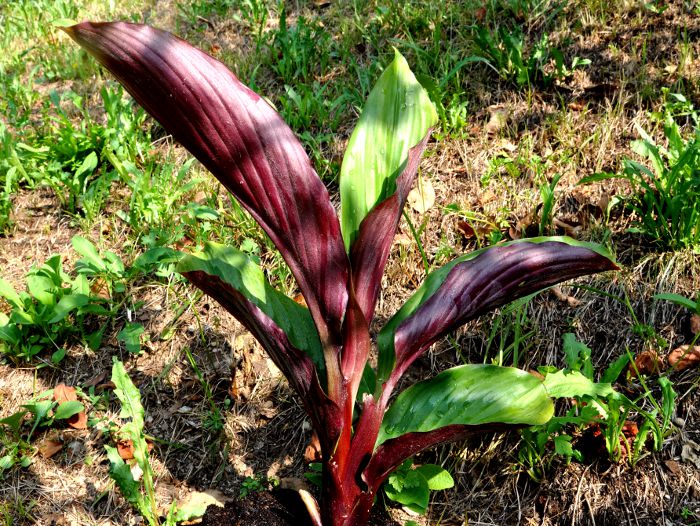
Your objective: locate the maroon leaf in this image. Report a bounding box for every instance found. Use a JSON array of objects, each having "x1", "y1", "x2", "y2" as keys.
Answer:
[
  {"x1": 63, "y1": 21, "x2": 349, "y2": 346},
  {"x1": 392, "y1": 241, "x2": 618, "y2": 377},
  {"x1": 183, "y1": 269, "x2": 342, "y2": 452},
  {"x1": 364, "y1": 423, "x2": 517, "y2": 491},
  {"x1": 349, "y1": 132, "x2": 431, "y2": 323}
]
